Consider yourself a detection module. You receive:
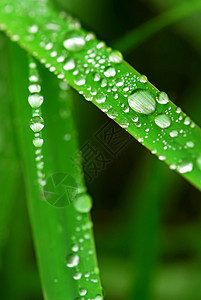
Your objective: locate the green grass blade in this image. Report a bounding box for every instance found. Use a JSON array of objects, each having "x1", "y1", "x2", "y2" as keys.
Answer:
[
  {"x1": 9, "y1": 41, "x2": 102, "y2": 299},
  {"x1": 112, "y1": 0, "x2": 201, "y2": 54},
  {"x1": 0, "y1": 33, "x2": 19, "y2": 267},
  {"x1": 0, "y1": 0, "x2": 201, "y2": 192}
]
